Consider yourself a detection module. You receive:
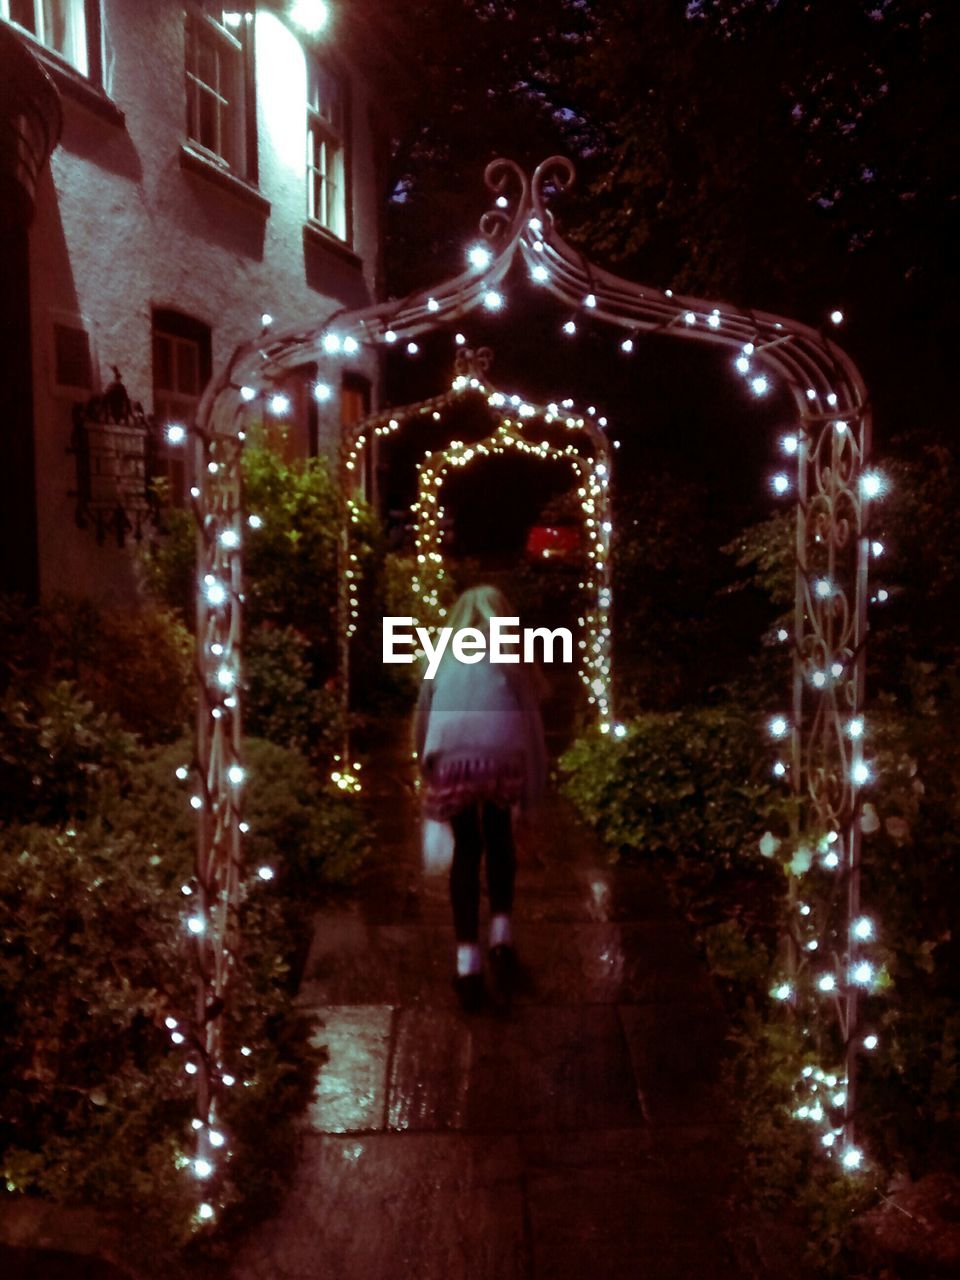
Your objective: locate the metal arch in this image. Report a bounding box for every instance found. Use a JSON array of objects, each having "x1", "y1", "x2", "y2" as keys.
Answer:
[{"x1": 190, "y1": 156, "x2": 876, "y2": 1186}]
